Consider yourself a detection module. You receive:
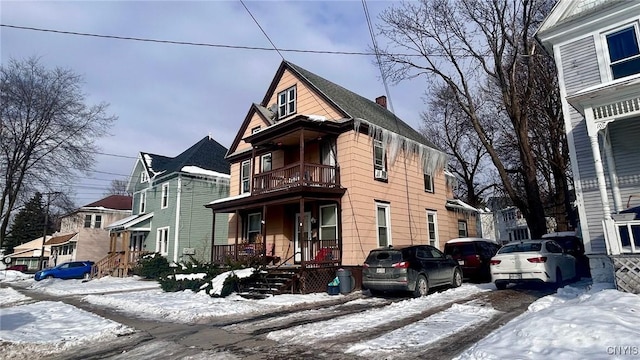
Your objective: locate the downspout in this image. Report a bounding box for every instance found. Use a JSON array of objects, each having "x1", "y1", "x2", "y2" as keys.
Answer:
[{"x1": 173, "y1": 176, "x2": 182, "y2": 263}]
